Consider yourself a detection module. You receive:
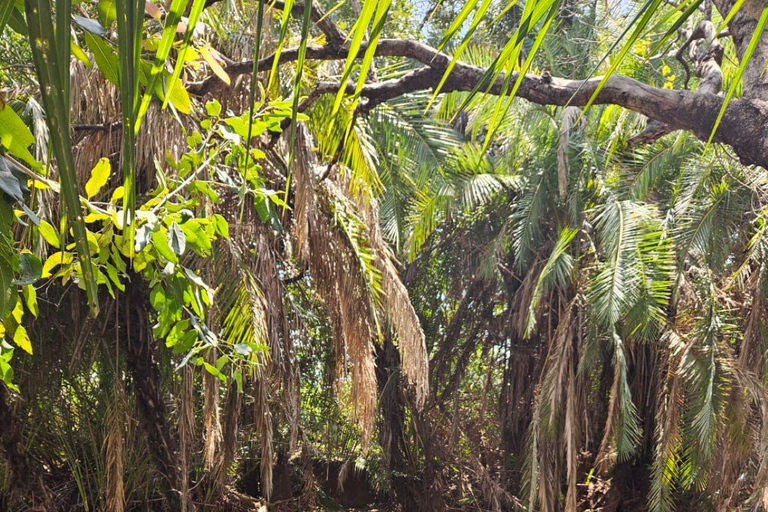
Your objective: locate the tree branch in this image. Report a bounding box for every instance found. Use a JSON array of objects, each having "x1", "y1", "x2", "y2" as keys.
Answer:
[{"x1": 190, "y1": 37, "x2": 768, "y2": 169}]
